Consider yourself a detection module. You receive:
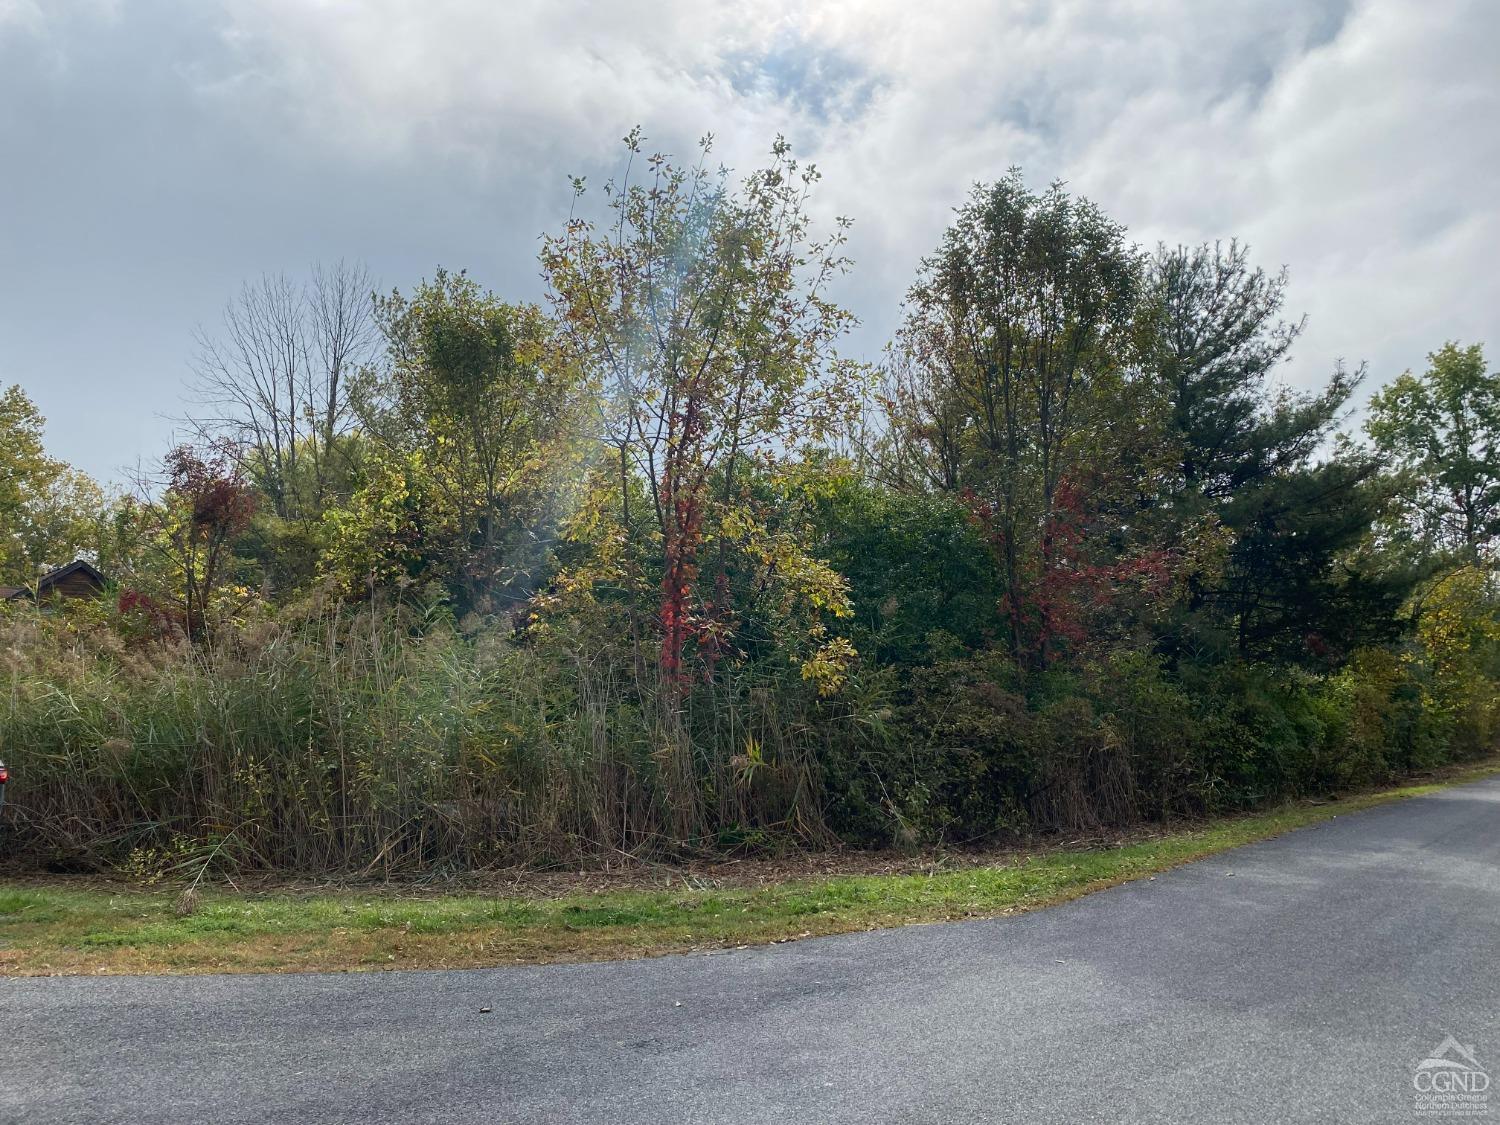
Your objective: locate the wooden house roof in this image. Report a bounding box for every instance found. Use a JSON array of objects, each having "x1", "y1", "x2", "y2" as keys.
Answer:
[{"x1": 2, "y1": 560, "x2": 108, "y2": 601}]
